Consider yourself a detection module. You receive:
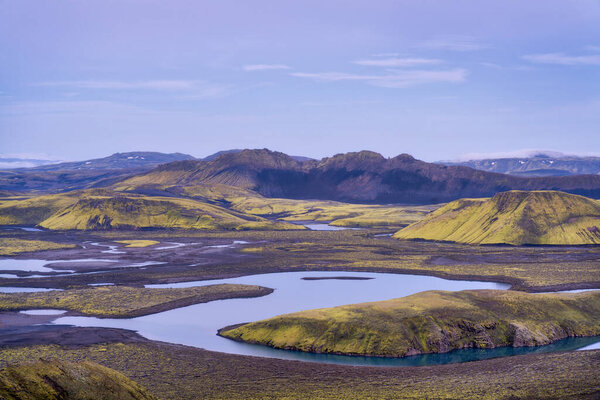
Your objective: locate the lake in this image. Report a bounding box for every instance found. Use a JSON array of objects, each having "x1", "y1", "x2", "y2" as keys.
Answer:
[{"x1": 51, "y1": 270, "x2": 600, "y2": 367}]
